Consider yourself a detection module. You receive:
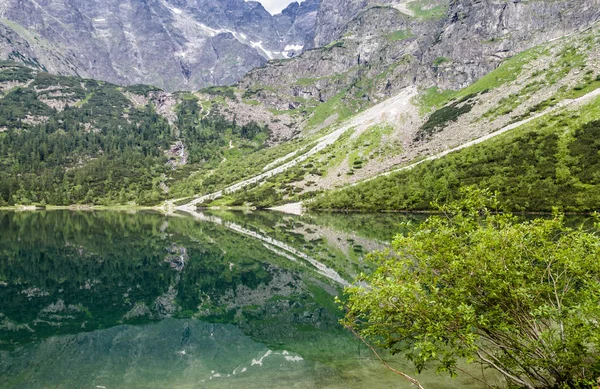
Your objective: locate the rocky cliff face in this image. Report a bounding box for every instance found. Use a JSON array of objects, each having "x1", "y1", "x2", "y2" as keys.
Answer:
[
  {"x1": 0, "y1": 22, "x2": 77, "y2": 74},
  {"x1": 312, "y1": 0, "x2": 443, "y2": 47},
  {"x1": 241, "y1": 0, "x2": 600, "y2": 116},
  {"x1": 276, "y1": 0, "x2": 321, "y2": 51},
  {"x1": 0, "y1": 0, "x2": 320, "y2": 91},
  {"x1": 422, "y1": 0, "x2": 600, "y2": 90},
  {"x1": 239, "y1": 5, "x2": 433, "y2": 111},
  {"x1": 1, "y1": 0, "x2": 598, "y2": 121}
]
